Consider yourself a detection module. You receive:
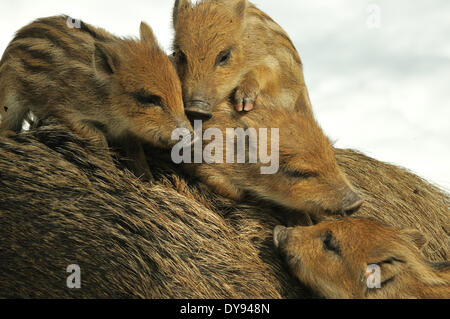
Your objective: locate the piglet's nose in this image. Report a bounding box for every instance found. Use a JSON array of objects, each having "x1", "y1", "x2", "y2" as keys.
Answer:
[
  {"x1": 342, "y1": 191, "x2": 364, "y2": 216},
  {"x1": 185, "y1": 99, "x2": 213, "y2": 120}
]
